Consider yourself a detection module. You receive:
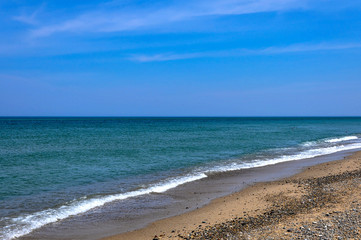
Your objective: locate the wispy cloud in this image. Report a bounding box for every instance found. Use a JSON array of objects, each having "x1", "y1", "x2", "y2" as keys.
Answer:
[
  {"x1": 130, "y1": 42, "x2": 361, "y2": 62},
  {"x1": 130, "y1": 53, "x2": 206, "y2": 62},
  {"x1": 13, "y1": 4, "x2": 45, "y2": 25},
  {"x1": 258, "y1": 42, "x2": 361, "y2": 54},
  {"x1": 31, "y1": 0, "x2": 309, "y2": 37}
]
